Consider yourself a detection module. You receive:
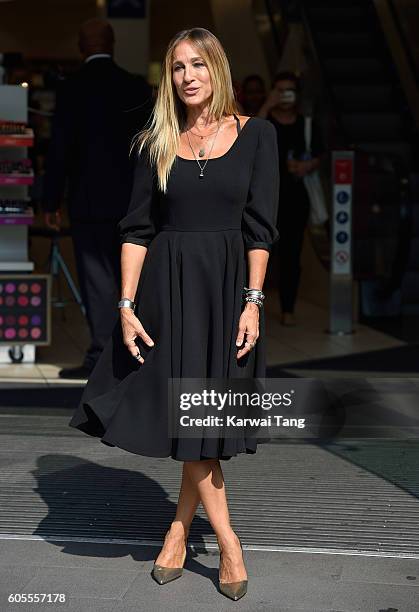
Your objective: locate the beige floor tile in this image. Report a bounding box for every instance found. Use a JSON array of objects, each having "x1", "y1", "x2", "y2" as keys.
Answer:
[
  {"x1": 266, "y1": 336, "x2": 310, "y2": 365},
  {"x1": 0, "y1": 364, "x2": 43, "y2": 379}
]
